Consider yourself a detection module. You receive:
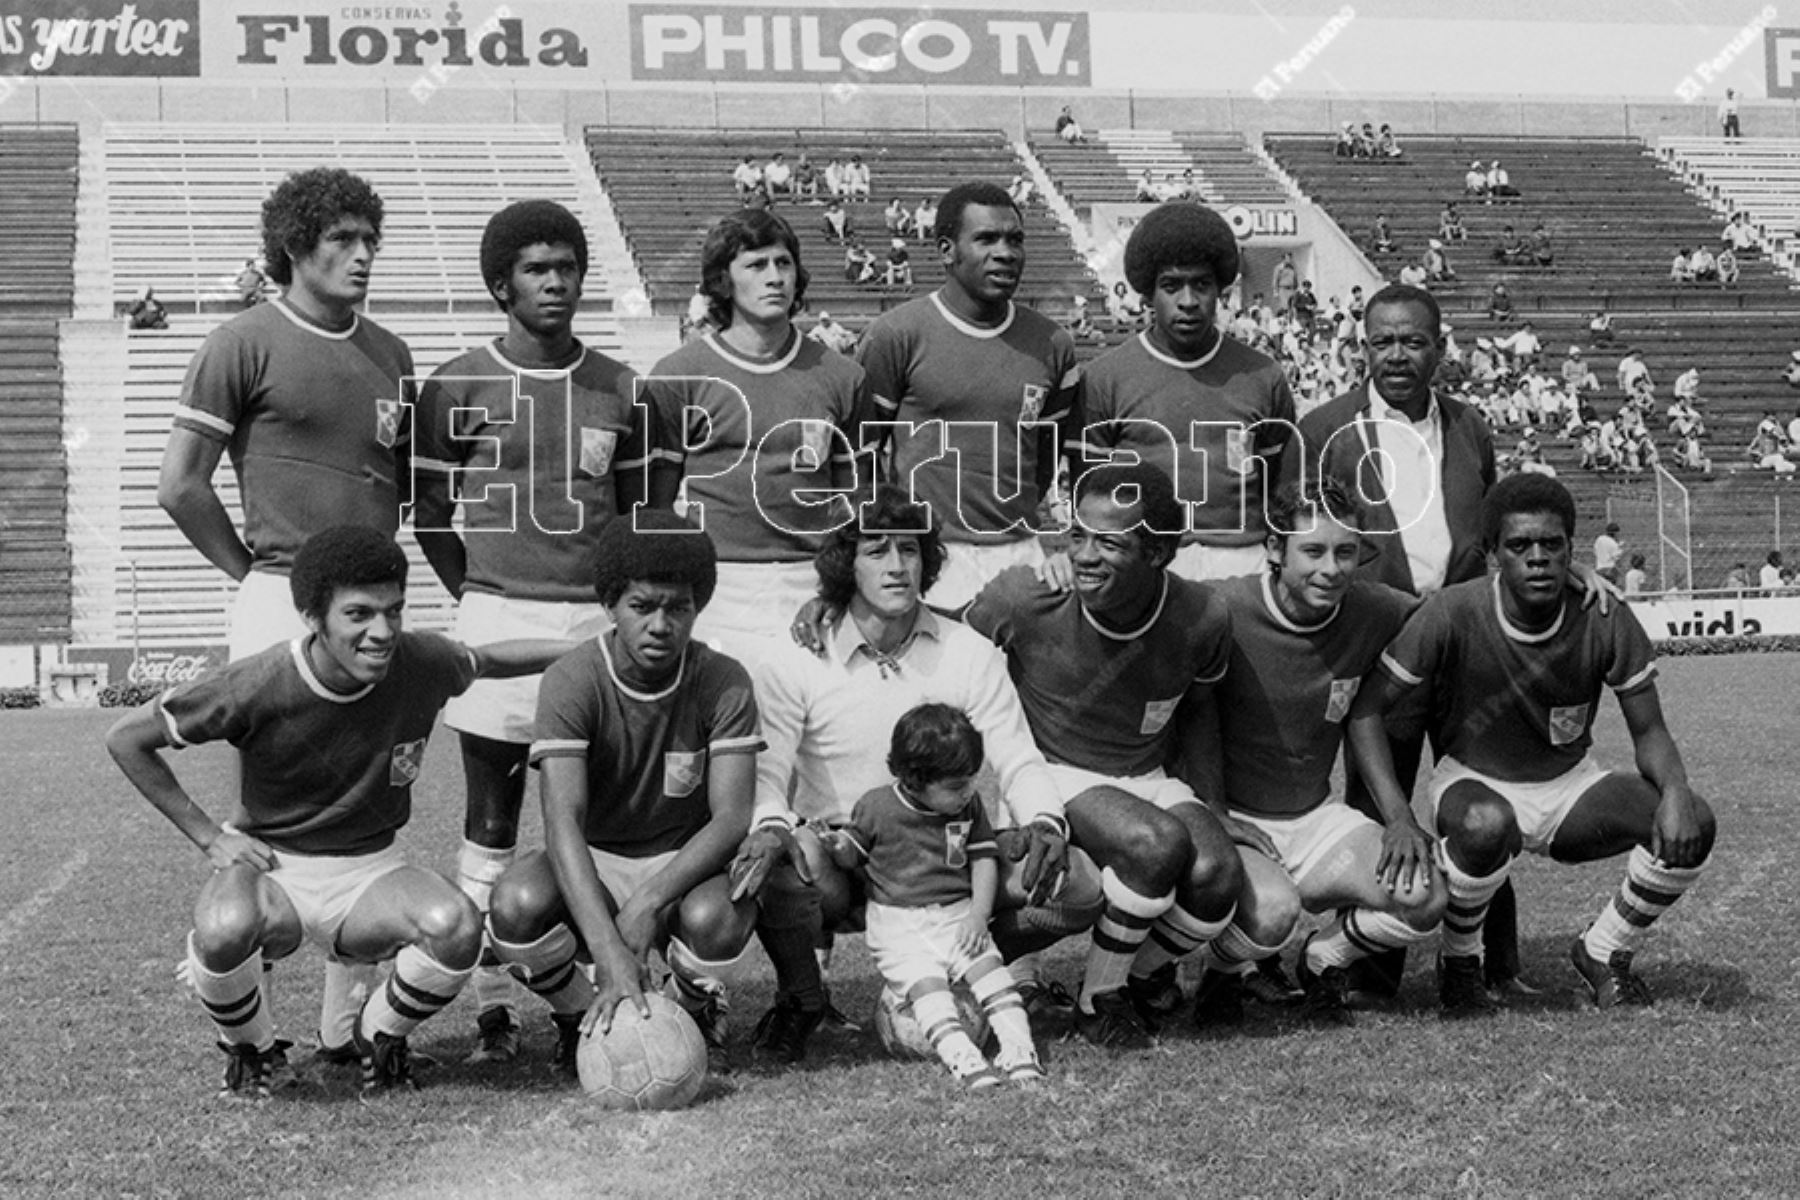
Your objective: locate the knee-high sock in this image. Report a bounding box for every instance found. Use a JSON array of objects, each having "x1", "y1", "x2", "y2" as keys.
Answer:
[
  {"x1": 319, "y1": 957, "x2": 379, "y2": 1050},
  {"x1": 1307, "y1": 906, "x2": 1438, "y2": 971},
  {"x1": 1082, "y1": 867, "x2": 1175, "y2": 1007},
  {"x1": 187, "y1": 934, "x2": 275, "y2": 1052},
  {"x1": 964, "y1": 955, "x2": 1033, "y2": 1058},
  {"x1": 488, "y1": 922, "x2": 595, "y2": 1017},
  {"x1": 360, "y1": 944, "x2": 473, "y2": 1041},
  {"x1": 1440, "y1": 843, "x2": 1511, "y2": 959},
  {"x1": 666, "y1": 936, "x2": 741, "y2": 1012},
  {"x1": 755, "y1": 883, "x2": 825, "y2": 1010},
  {"x1": 457, "y1": 840, "x2": 518, "y2": 1016},
  {"x1": 909, "y1": 984, "x2": 984, "y2": 1074},
  {"x1": 1204, "y1": 923, "x2": 1288, "y2": 976},
  {"x1": 1584, "y1": 845, "x2": 1706, "y2": 959},
  {"x1": 1131, "y1": 901, "x2": 1235, "y2": 977}
]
